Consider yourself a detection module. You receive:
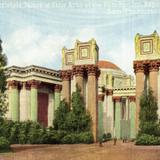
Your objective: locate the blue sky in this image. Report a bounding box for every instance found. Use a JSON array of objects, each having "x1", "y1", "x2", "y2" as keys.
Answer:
[{"x1": 0, "y1": 0, "x2": 160, "y2": 74}]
